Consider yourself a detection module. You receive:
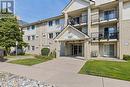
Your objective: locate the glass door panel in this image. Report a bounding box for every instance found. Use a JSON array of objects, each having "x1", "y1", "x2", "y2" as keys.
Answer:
[
  {"x1": 109, "y1": 44, "x2": 114, "y2": 56},
  {"x1": 74, "y1": 45, "x2": 78, "y2": 55},
  {"x1": 71, "y1": 44, "x2": 83, "y2": 56},
  {"x1": 103, "y1": 44, "x2": 114, "y2": 57}
]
